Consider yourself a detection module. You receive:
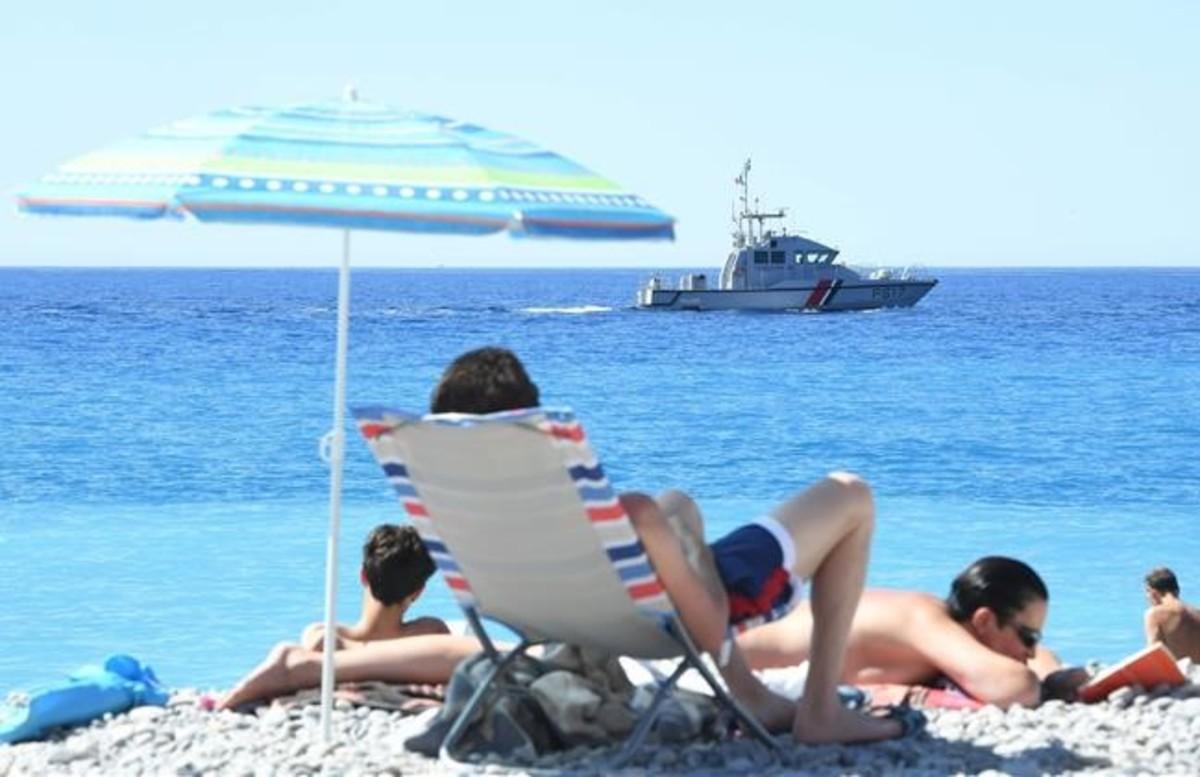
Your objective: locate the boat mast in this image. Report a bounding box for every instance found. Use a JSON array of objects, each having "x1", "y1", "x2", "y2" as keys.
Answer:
[
  {"x1": 732, "y1": 159, "x2": 751, "y2": 248},
  {"x1": 732, "y1": 158, "x2": 785, "y2": 248}
]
